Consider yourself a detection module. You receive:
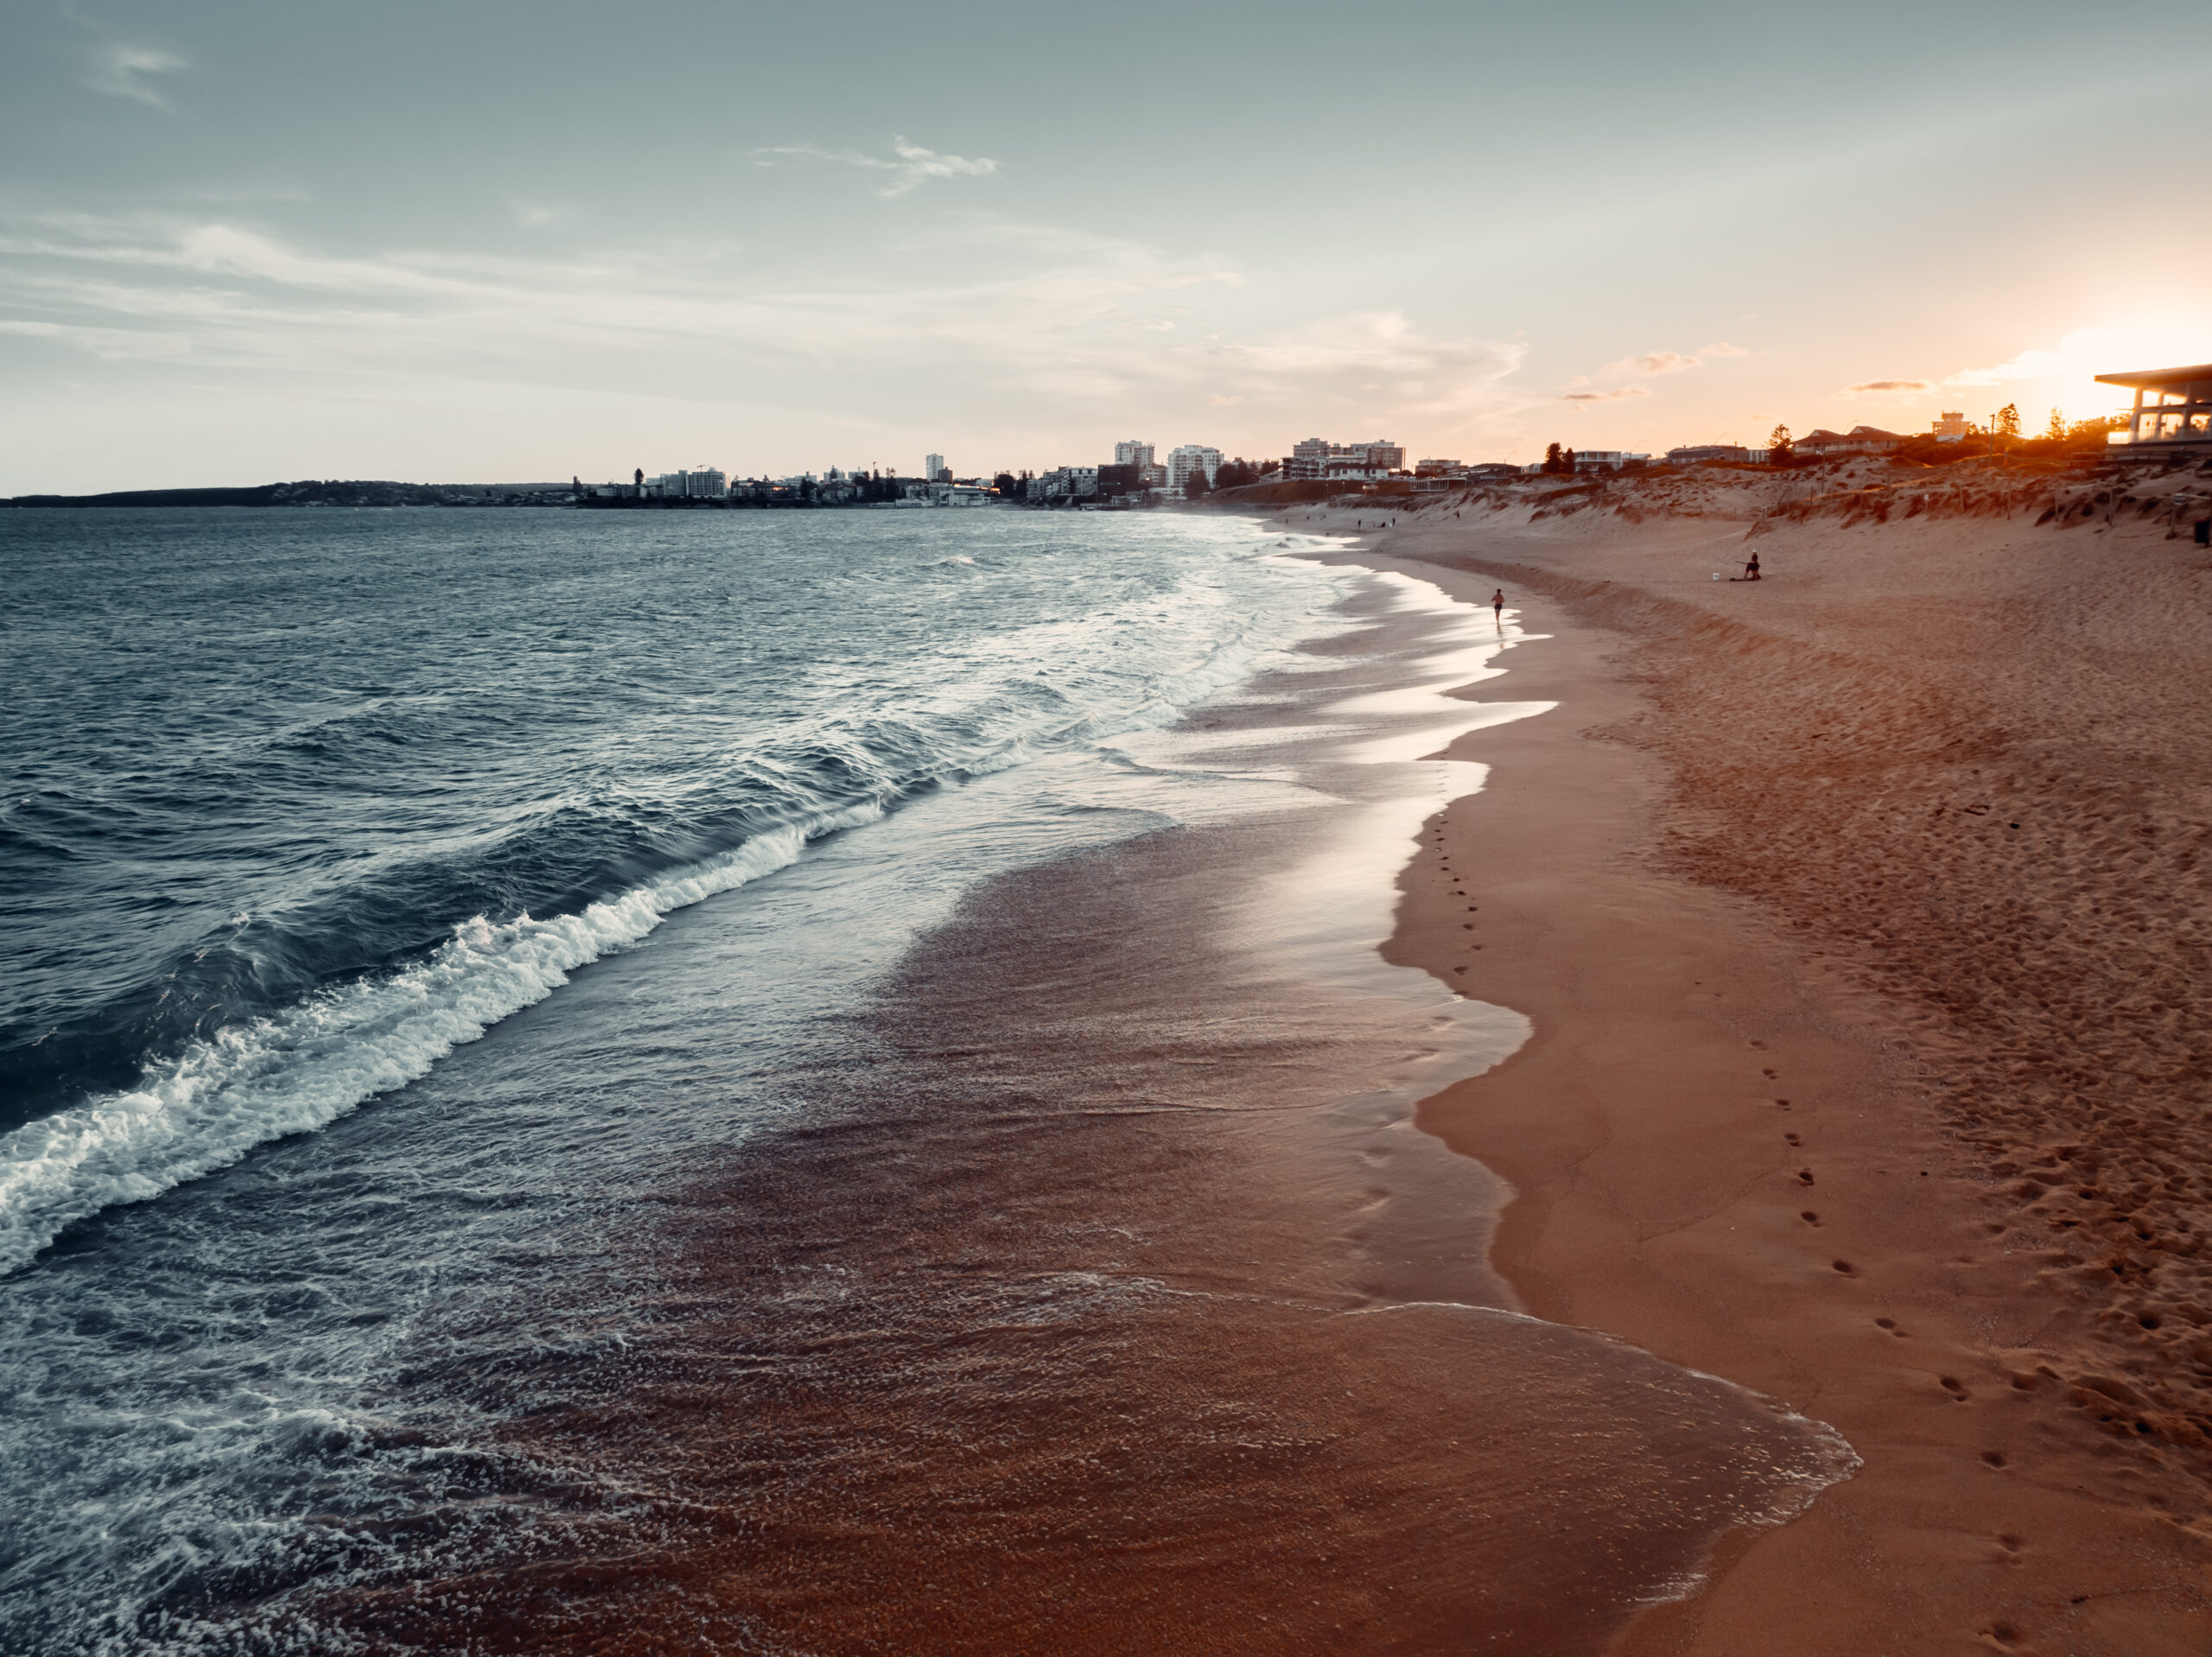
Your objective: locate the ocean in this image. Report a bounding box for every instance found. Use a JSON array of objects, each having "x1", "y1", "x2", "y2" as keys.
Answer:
[{"x1": 0, "y1": 506, "x2": 1850, "y2": 1654}]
